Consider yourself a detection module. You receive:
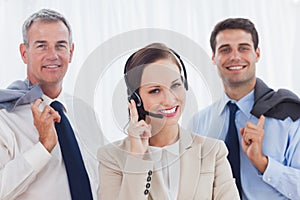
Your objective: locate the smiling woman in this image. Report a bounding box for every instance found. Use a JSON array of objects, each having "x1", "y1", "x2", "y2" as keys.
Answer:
[{"x1": 97, "y1": 43, "x2": 240, "y2": 200}]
